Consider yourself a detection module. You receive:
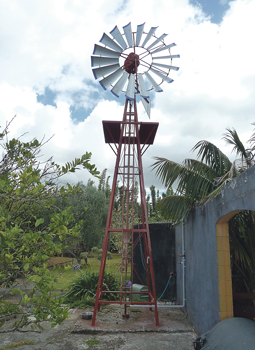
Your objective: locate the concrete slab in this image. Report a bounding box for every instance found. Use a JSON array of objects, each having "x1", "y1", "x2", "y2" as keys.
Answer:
[
  {"x1": 72, "y1": 304, "x2": 194, "y2": 334},
  {"x1": 0, "y1": 307, "x2": 196, "y2": 350}
]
